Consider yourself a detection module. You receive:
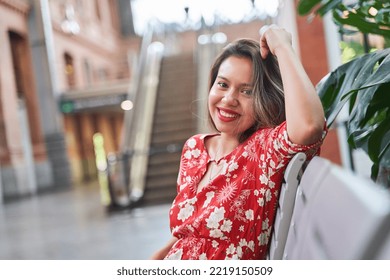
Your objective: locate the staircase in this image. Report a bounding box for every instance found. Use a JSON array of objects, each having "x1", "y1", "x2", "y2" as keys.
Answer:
[{"x1": 141, "y1": 52, "x2": 198, "y2": 205}]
